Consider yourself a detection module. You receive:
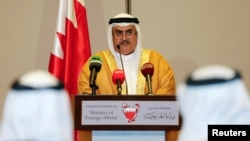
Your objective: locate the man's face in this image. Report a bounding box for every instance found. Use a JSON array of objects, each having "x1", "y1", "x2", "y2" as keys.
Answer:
[{"x1": 112, "y1": 25, "x2": 138, "y2": 55}]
